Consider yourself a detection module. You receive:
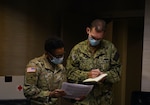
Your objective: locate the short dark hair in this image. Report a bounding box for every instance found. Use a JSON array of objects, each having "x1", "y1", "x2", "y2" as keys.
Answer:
[
  {"x1": 90, "y1": 19, "x2": 106, "y2": 32},
  {"x1": 44, "y1": 37, "x2": 64, "y2": 53}
]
